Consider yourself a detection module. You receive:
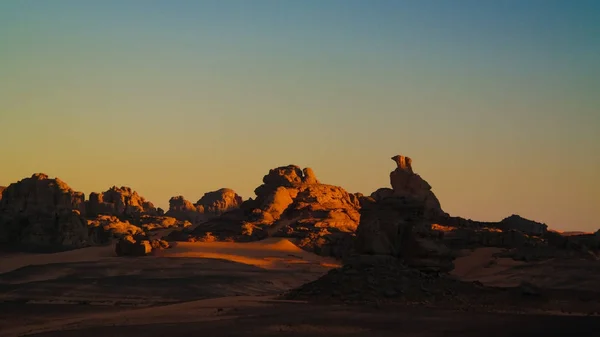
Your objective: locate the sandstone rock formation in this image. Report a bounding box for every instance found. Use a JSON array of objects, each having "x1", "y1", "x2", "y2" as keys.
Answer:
[
  {"x1": 138, "y1": 215, "x2": 191, "y2": 232},
  {"x1": 166, "y1": 189, "x2": 243, "y2": 223},
  {"x1": 383, "y1": 155, "x2": 446, "y2": 220},
  {"x1": 115, "y1": 235, "x2": 152, "y2": 256},
  {"x1": 0, "y1": 173, "x2": 91, "y2": 251},
  {"x1": 86, "y1": 186, "x2": 158, "y2": 220},
  {"x1": 167, "y1": 165, "x2": 360, "y2": 257},
  {"x1": 87, "y1": 215, "x2": 144, "y2": 242},
  {"x1": 115, "y1": 235, "x2": 170, "y2": 256},
  {"x1": 196, "y1": 188, "x2": 243, "y2": 215}
]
